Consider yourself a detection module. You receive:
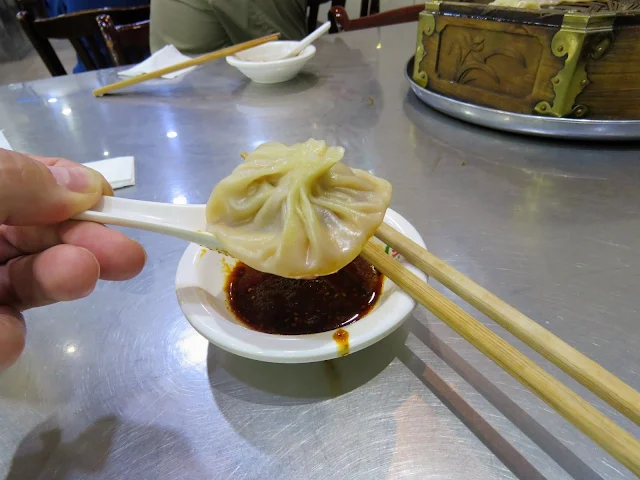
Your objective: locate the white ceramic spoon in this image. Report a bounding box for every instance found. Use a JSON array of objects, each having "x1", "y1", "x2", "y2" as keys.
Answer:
[
  {"x1": 74, "y1": 196, "x2": 223, "y2": 250},
  {"x1": 255, "y1": 21, "x2": 331, "y2": 62}
]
